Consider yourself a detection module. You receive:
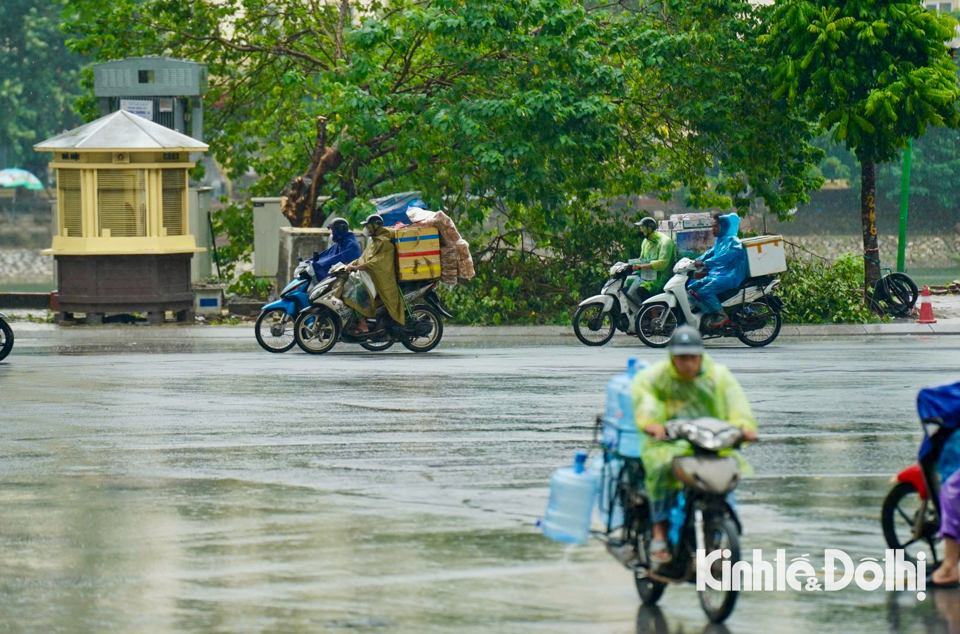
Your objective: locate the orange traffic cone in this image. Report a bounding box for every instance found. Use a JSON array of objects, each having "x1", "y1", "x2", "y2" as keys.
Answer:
[{"x1": 917, "y1": 286, "x2": 937, "y2": 324}]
